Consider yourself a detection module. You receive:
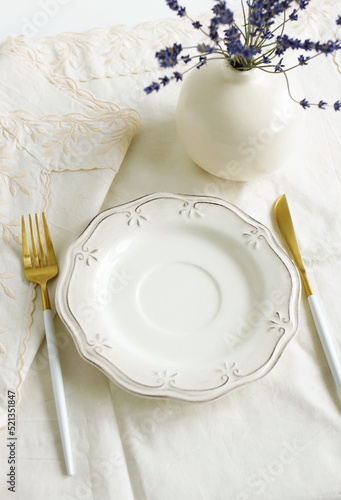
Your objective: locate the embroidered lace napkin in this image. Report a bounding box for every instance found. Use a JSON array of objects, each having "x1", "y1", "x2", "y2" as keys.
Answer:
[{"x1": 0, "y1": 33, "x2": 140, "y2": 428}]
